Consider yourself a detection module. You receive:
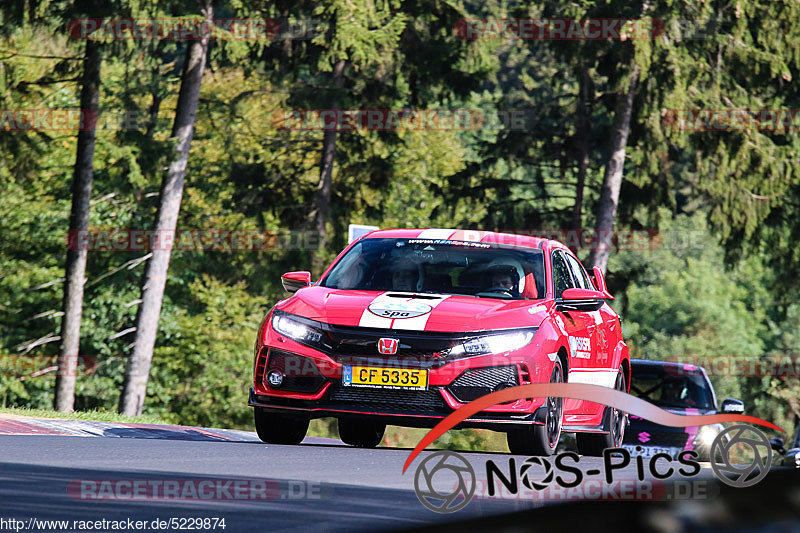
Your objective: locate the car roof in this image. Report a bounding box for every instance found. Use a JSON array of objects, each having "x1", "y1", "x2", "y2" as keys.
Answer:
[
  {"x1": 631, "y1": 358, "x2": 706, "y2": 373},
  {"x1": 361, "y1": 228, "x2": 570, "y2": 252}
]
